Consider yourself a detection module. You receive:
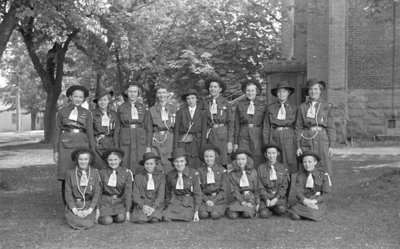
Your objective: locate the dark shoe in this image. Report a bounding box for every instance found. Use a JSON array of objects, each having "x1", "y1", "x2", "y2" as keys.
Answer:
[{"x1": 290, "y1": 213, "x2": 301, "y2": 220}]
